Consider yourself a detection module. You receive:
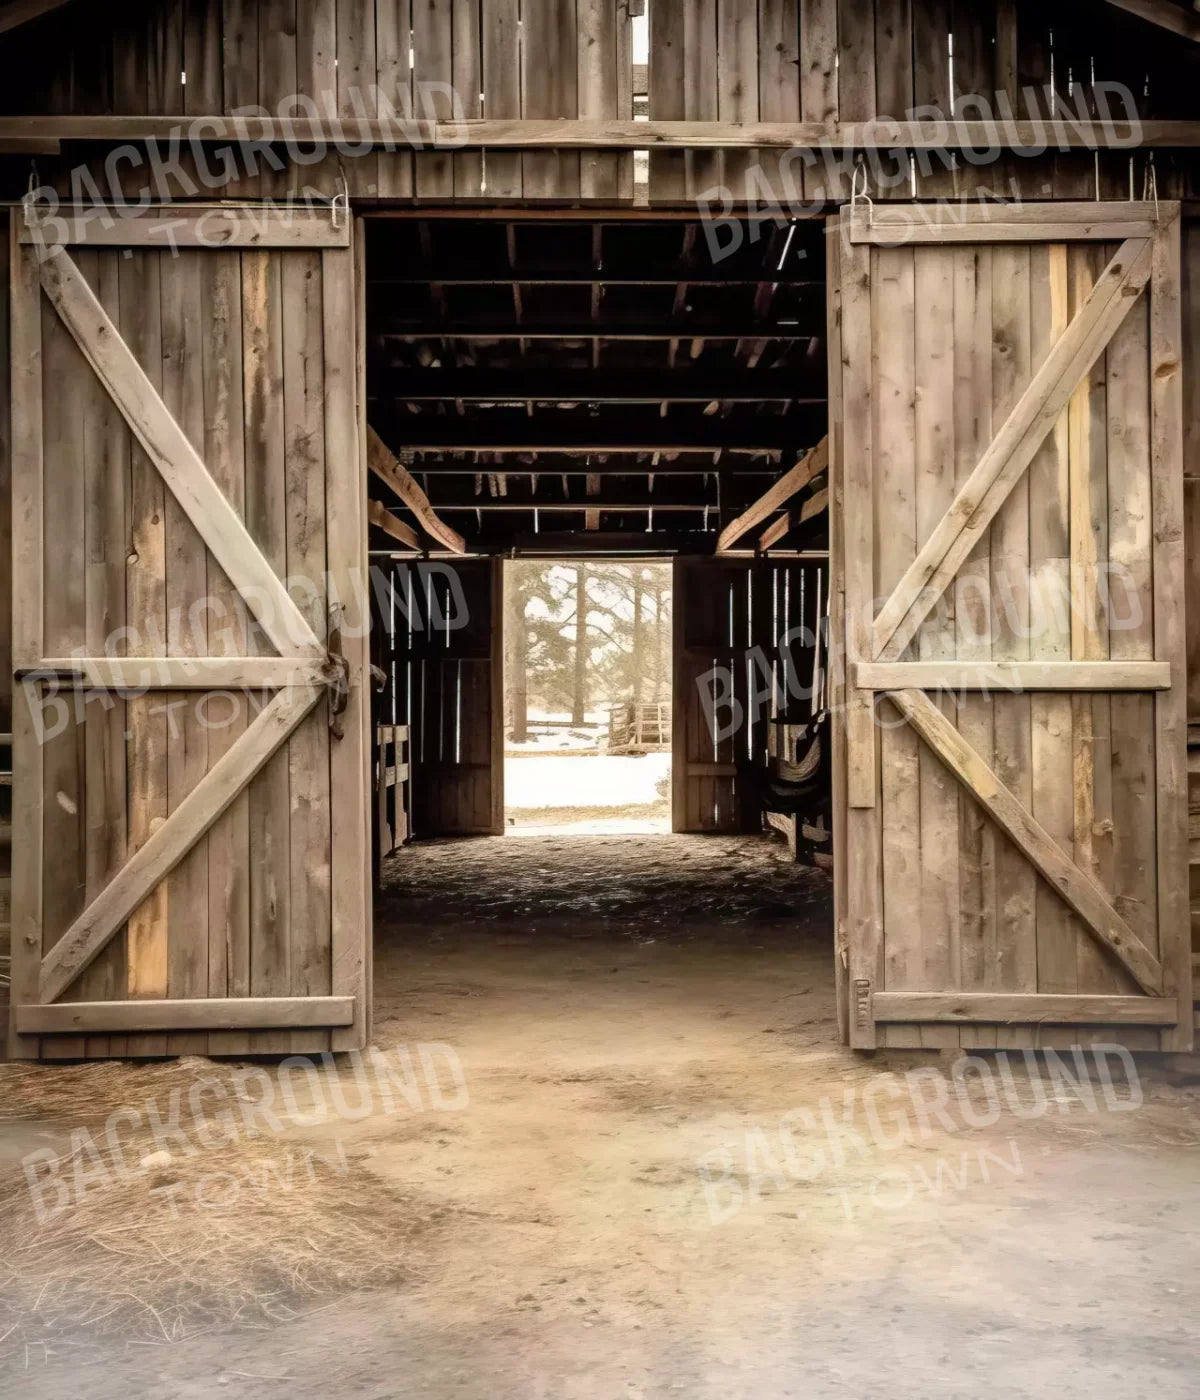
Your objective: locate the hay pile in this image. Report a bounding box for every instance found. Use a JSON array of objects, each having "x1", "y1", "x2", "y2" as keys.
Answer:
[{"x1": 0, "y1": 1057, "x2": 427, "y2": 1363}]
